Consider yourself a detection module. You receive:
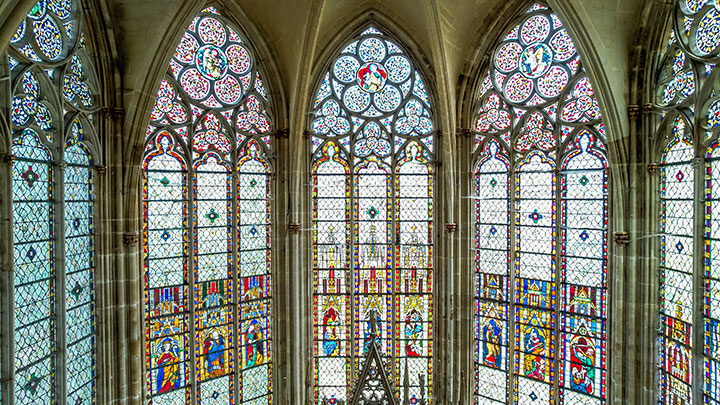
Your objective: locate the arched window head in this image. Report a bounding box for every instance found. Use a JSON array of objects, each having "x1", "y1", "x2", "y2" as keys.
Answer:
[
  {"x1": 6, "y1": 0, "x2": 100, "y2": 404},
  {"x1": 142, "y1": 6, "x2": 273, "y2": 405},
  {"x1": 654, "y1": 2, "x2": 720, "y2": 404},
  {"x1": 473, "y1": 4, "x2": 608, "y2": 404},
  {"x1": 310, "y1": 25, "x2": 435, "y2": 404}
]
